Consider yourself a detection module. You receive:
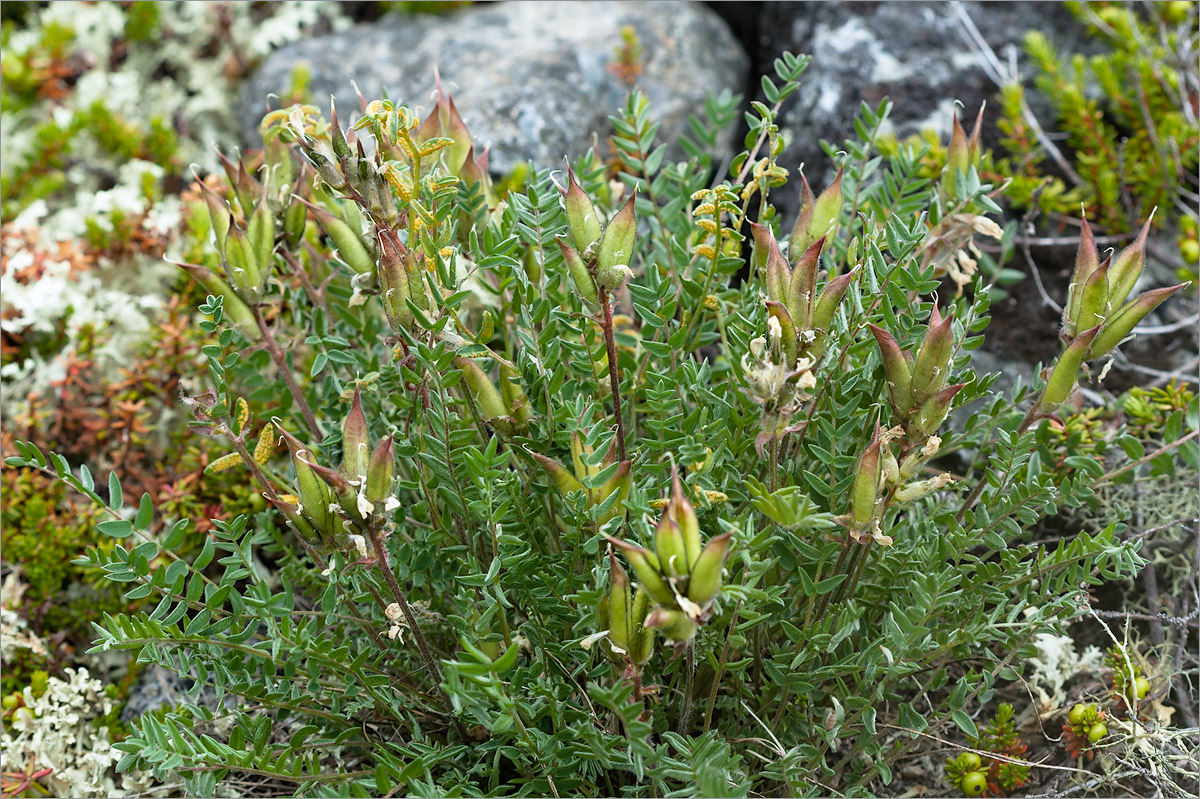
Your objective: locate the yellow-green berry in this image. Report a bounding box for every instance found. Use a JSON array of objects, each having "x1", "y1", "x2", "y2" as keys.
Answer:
[
  {"x1": 1180, "y1": 239, "x2": 1198, "y2": 265},
  {"x1": 961, "y1": 770, "x2": 987, "y2": 796},
  {"x1": 1164, "y1": 1, "x2": 1193, "y2": 24}
]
